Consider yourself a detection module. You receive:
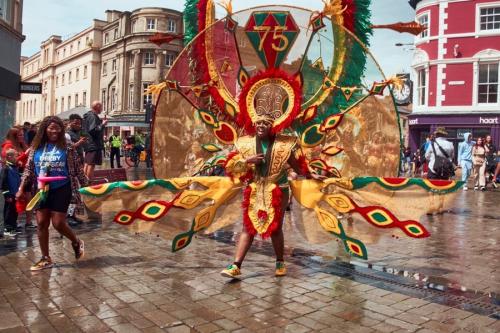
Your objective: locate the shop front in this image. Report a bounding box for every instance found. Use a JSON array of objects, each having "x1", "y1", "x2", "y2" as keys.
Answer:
[{"x1": 408, "y1": 113, "x2": 500, "y2": 161}]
